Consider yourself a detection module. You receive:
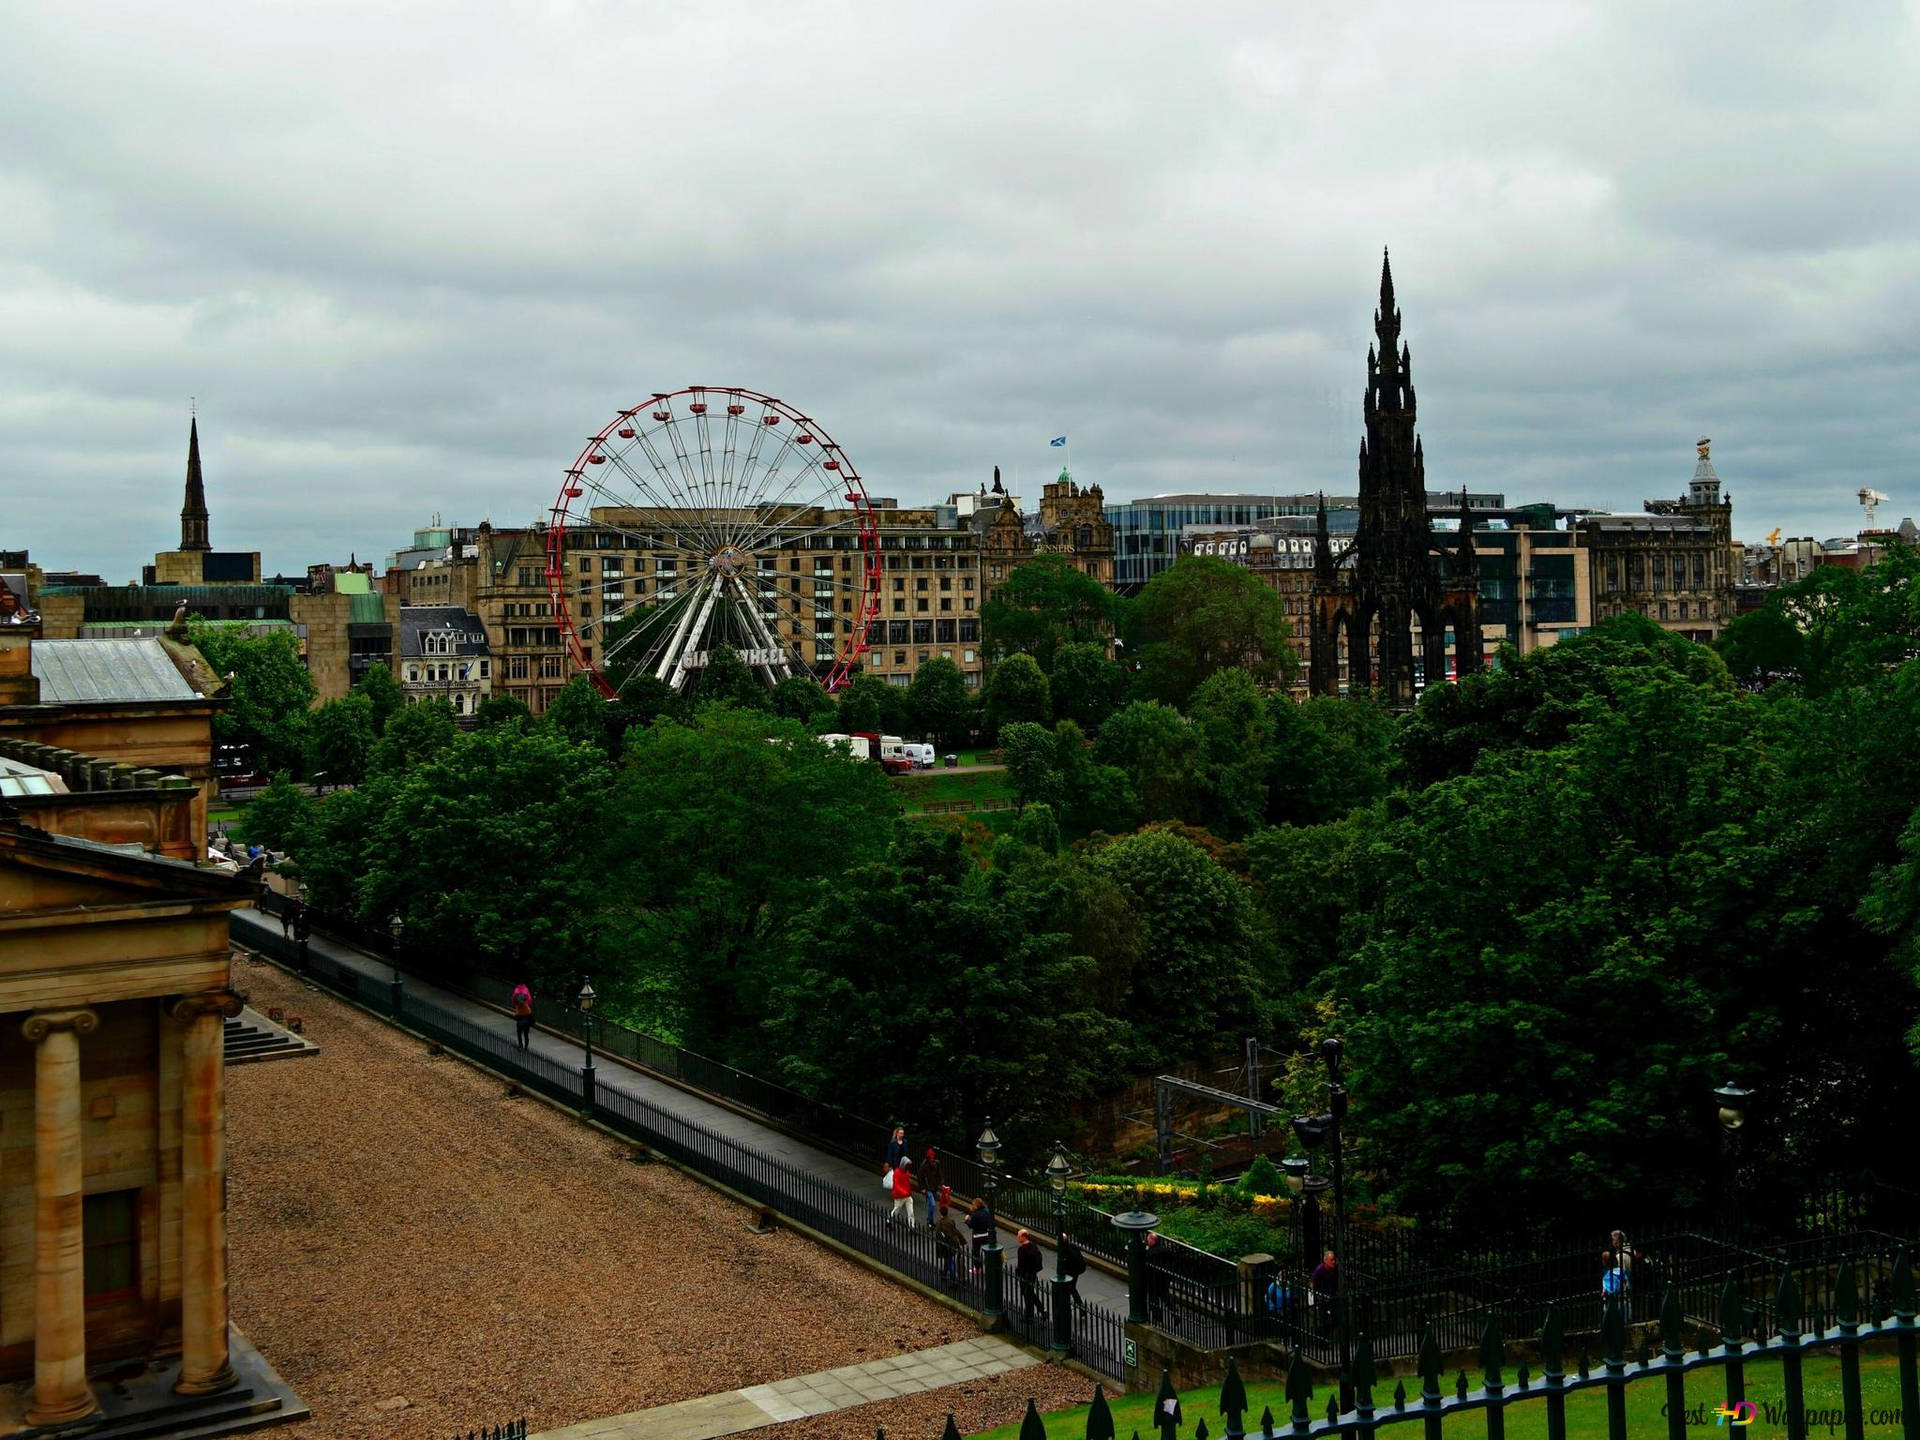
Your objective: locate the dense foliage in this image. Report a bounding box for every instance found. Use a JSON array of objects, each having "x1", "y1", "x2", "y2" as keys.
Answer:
[{"x1": 249, "y1": 549, "x2": 1920, "y2": 1226}]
